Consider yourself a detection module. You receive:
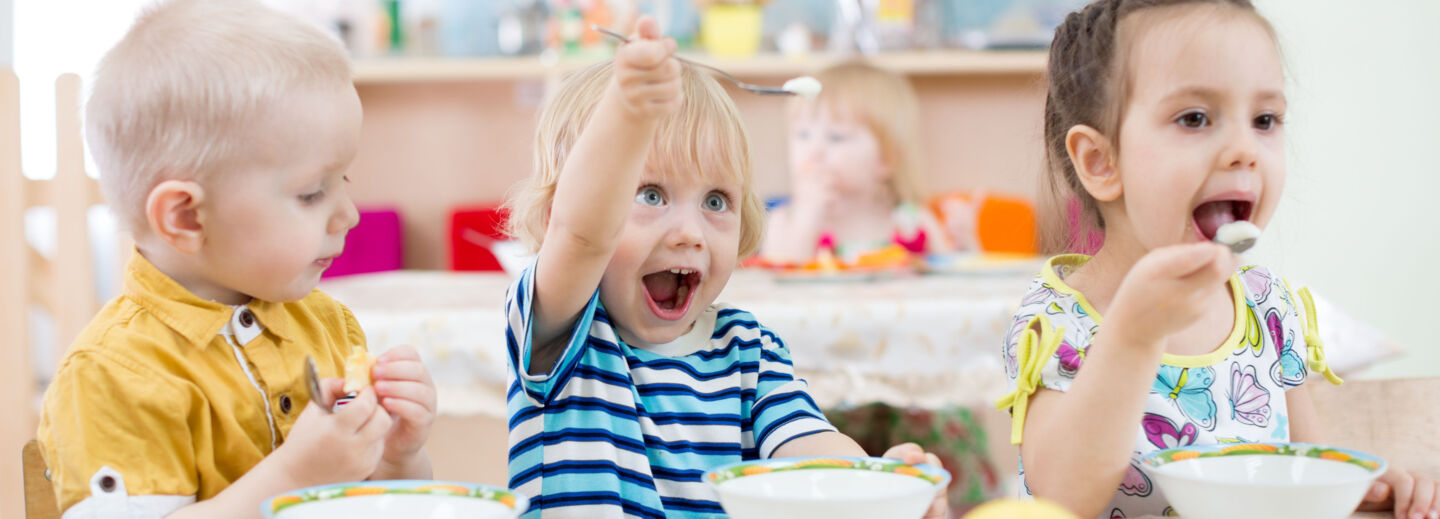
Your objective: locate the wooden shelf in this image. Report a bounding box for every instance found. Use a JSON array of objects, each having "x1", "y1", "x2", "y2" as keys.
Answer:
[{"x1": 352, "y1": 50, "x2": 1047, "y2": 84}]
